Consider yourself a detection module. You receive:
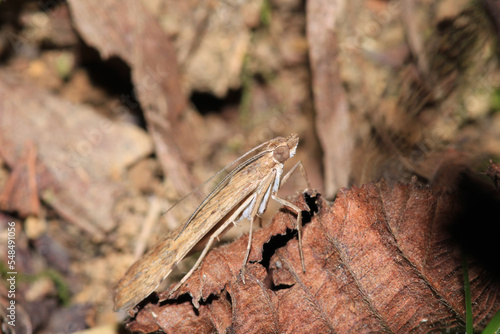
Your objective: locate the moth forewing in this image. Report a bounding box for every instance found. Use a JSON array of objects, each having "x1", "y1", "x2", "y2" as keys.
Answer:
[
  {"x1": 114, "y1": 133, "x2": 303, "y2": 311},
  {"x1": 174, "y1": 150, "x2": 269, "y2": 239},
  {"x1": 164, "y1": 142, "x2": 272, "y2": 236}
]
